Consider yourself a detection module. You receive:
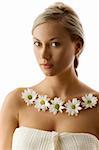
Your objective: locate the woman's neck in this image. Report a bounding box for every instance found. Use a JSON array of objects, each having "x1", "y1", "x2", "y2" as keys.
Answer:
[{"x1": 41, "y1": 68, "x2": 81, "y2": 98}]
